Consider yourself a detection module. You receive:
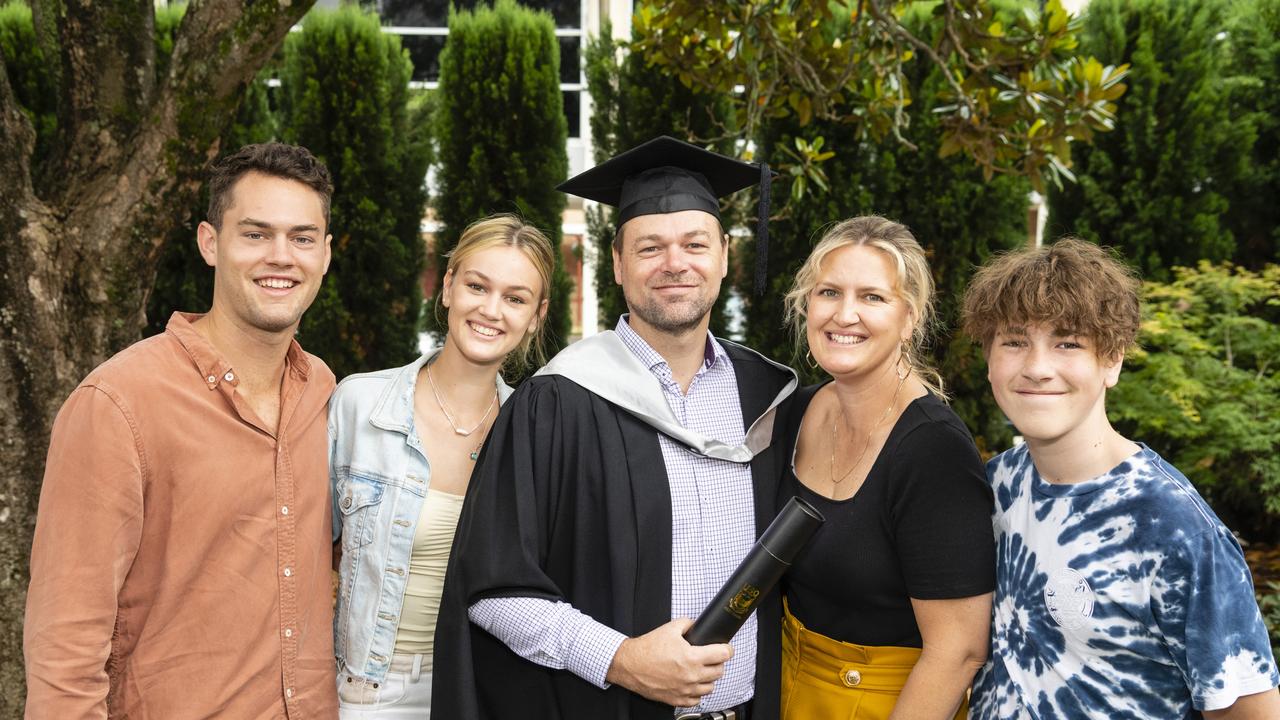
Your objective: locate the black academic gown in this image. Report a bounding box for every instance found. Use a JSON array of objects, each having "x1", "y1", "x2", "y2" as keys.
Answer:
[{"x1": 432, "y1": 342, "x2": 791, "y2": 720}]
